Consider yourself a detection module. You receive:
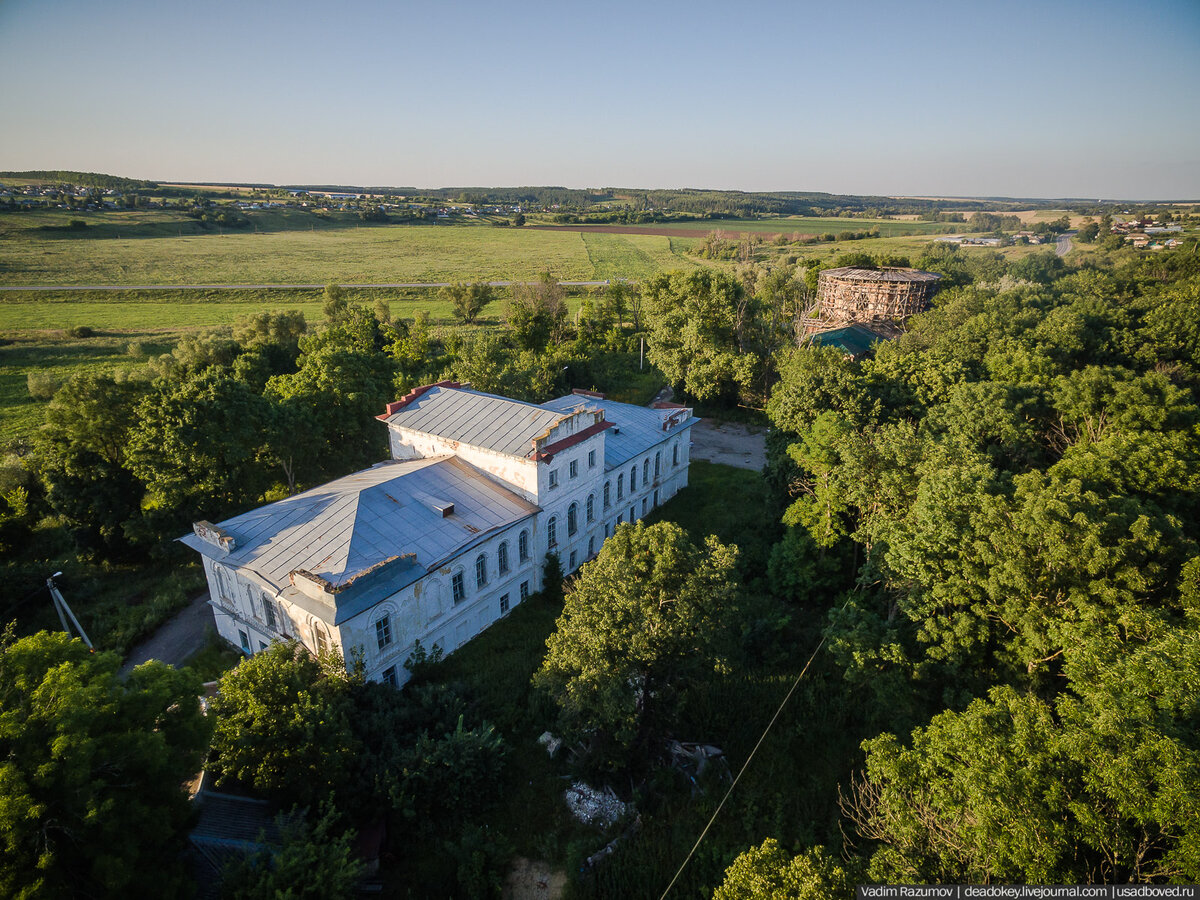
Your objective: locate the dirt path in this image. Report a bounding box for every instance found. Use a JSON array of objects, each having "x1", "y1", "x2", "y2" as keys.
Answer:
[
  {"x1": 504, "y1": 858, "x2": 566, "y2": 900},
  {"x1": 119, "y1": 592, "x2": 215, "y2": 674},
  {"x1": 689, "y1": 420, "x2": 767, "y2": 470}
]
